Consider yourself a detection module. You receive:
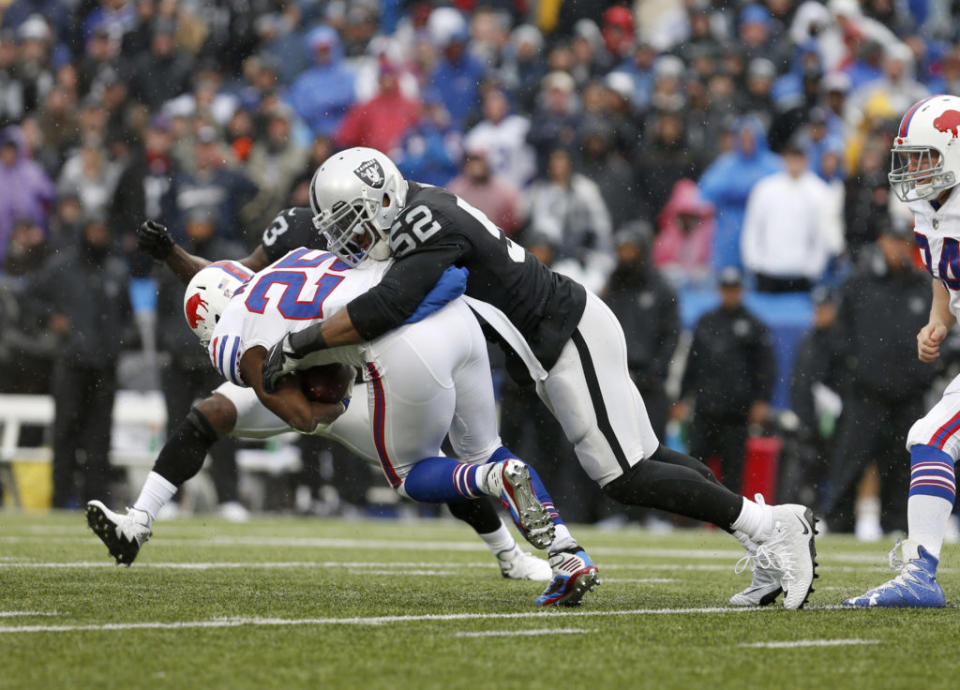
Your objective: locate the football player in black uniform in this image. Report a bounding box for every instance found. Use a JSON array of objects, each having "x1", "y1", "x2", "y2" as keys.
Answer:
[
  {"x1": 263, "y1": 147, "x2": 820, "y2": 609},
  {"x1": 85, "y1": 208, "x2": 553, "y2": 582}
]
